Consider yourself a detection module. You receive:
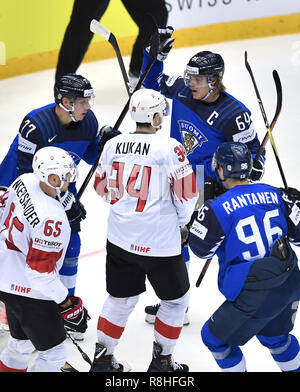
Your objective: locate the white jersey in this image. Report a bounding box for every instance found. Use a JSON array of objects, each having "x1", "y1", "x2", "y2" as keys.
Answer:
[
  {"x1": 0, "y1": 173, "x2": 70, "y2": 303},
  {"x1": 94, "y1": 132, "x2": 198, "y2": 256}
]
